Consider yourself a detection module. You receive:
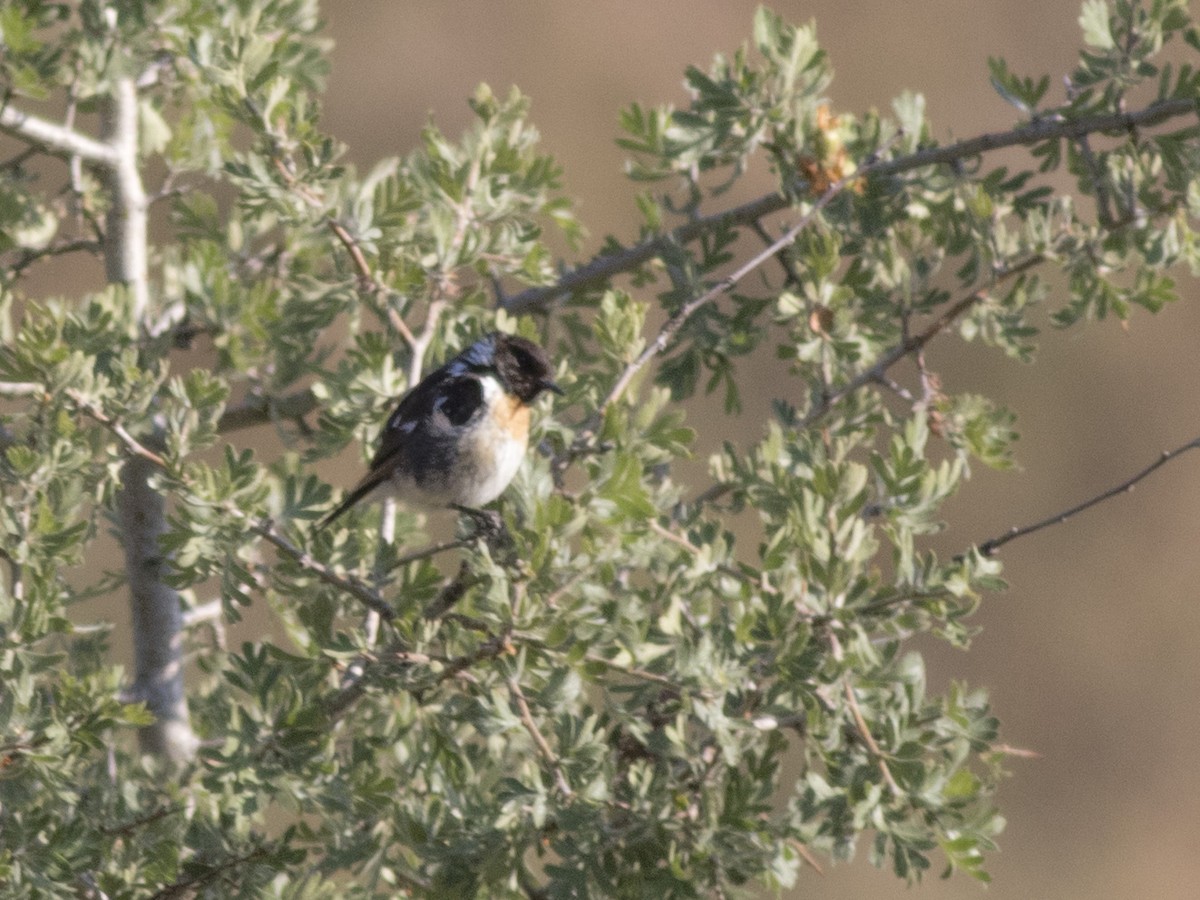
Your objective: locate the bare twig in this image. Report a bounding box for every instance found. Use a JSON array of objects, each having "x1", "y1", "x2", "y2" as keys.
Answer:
[
  {"x1": 101, "y1": 804, "x2": 184, "y2": 838},
  {"x1": 977, "y1": 435, "x2": 1200, "y2": 556},
  {"x1": 843, "y1": 680, "x2": 899, "y2": 795},
  {"x1": 148, "y1": 846, "x2": 270, "y2": 900},
  {"x1": 505, "y1": 189, "x2": 805, "y2": 314},
  {"x1": 789, "y1": 840, "x2": 827, "y2": 876},
  {"x1": 504, "y1": 97, "x2": 1196, "y2": 315},
  {"x1": 750, "y1": 219, "x2": 803, "y2": 287},
  {"x1": 326, "y1": 219, "x2": 375, "y2": 291},
  {"x1": 397, "y1": 537, "x2": 471, "y2": 569},
  {"x1": 325, "y1": 631, "x2": 511, "y2": 723},
  {"x1": 647, "y1": 519, "x2": 767, "y2": 596},
  {"x1": 326, "y1": 217, "x2": 417, "y2": 349},
  {"x1": 265, "y1": 147, "x2": 420, "y2": 351},
  {"x1": 581, "y1": 653, "x2": 677, "y2": 687},
  {"x1": 0, "y1": 145, "x2": 39, "y2": 171}
]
